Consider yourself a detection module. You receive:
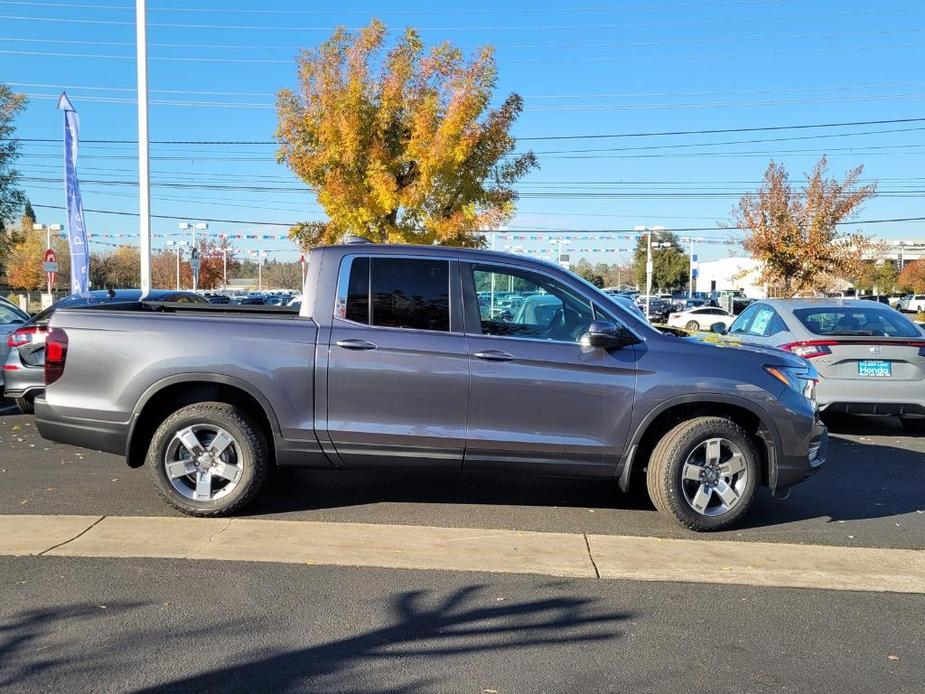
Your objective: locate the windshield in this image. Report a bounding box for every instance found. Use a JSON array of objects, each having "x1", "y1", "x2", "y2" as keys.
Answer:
[{"x1": 793, "y1": 306, "x2": 922, "y2": 338}]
